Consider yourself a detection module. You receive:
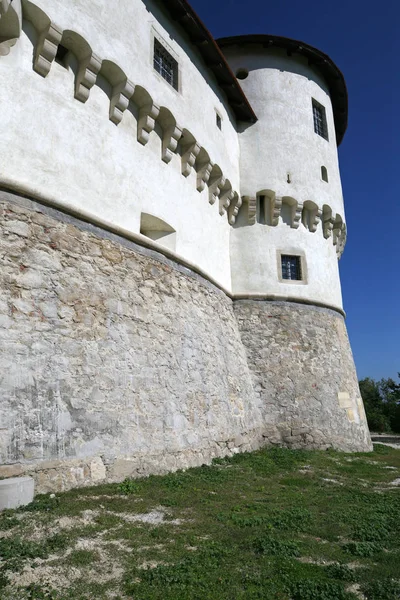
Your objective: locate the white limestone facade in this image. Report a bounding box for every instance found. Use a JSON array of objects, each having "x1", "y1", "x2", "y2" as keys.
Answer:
[
  {"x1": 0, "y1": 0, "x2": 348, "y2": 306},
  {"x1": 0, "y1": 0, "x2": 372, "y2": 491}
]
